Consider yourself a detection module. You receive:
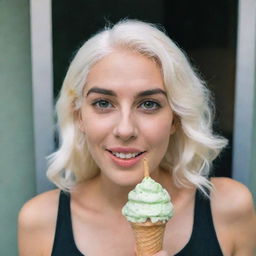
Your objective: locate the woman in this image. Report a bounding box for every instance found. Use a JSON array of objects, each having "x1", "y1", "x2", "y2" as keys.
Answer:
[{"x1": 18, "y1": 20, "x2": 256, "y2": 256}]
